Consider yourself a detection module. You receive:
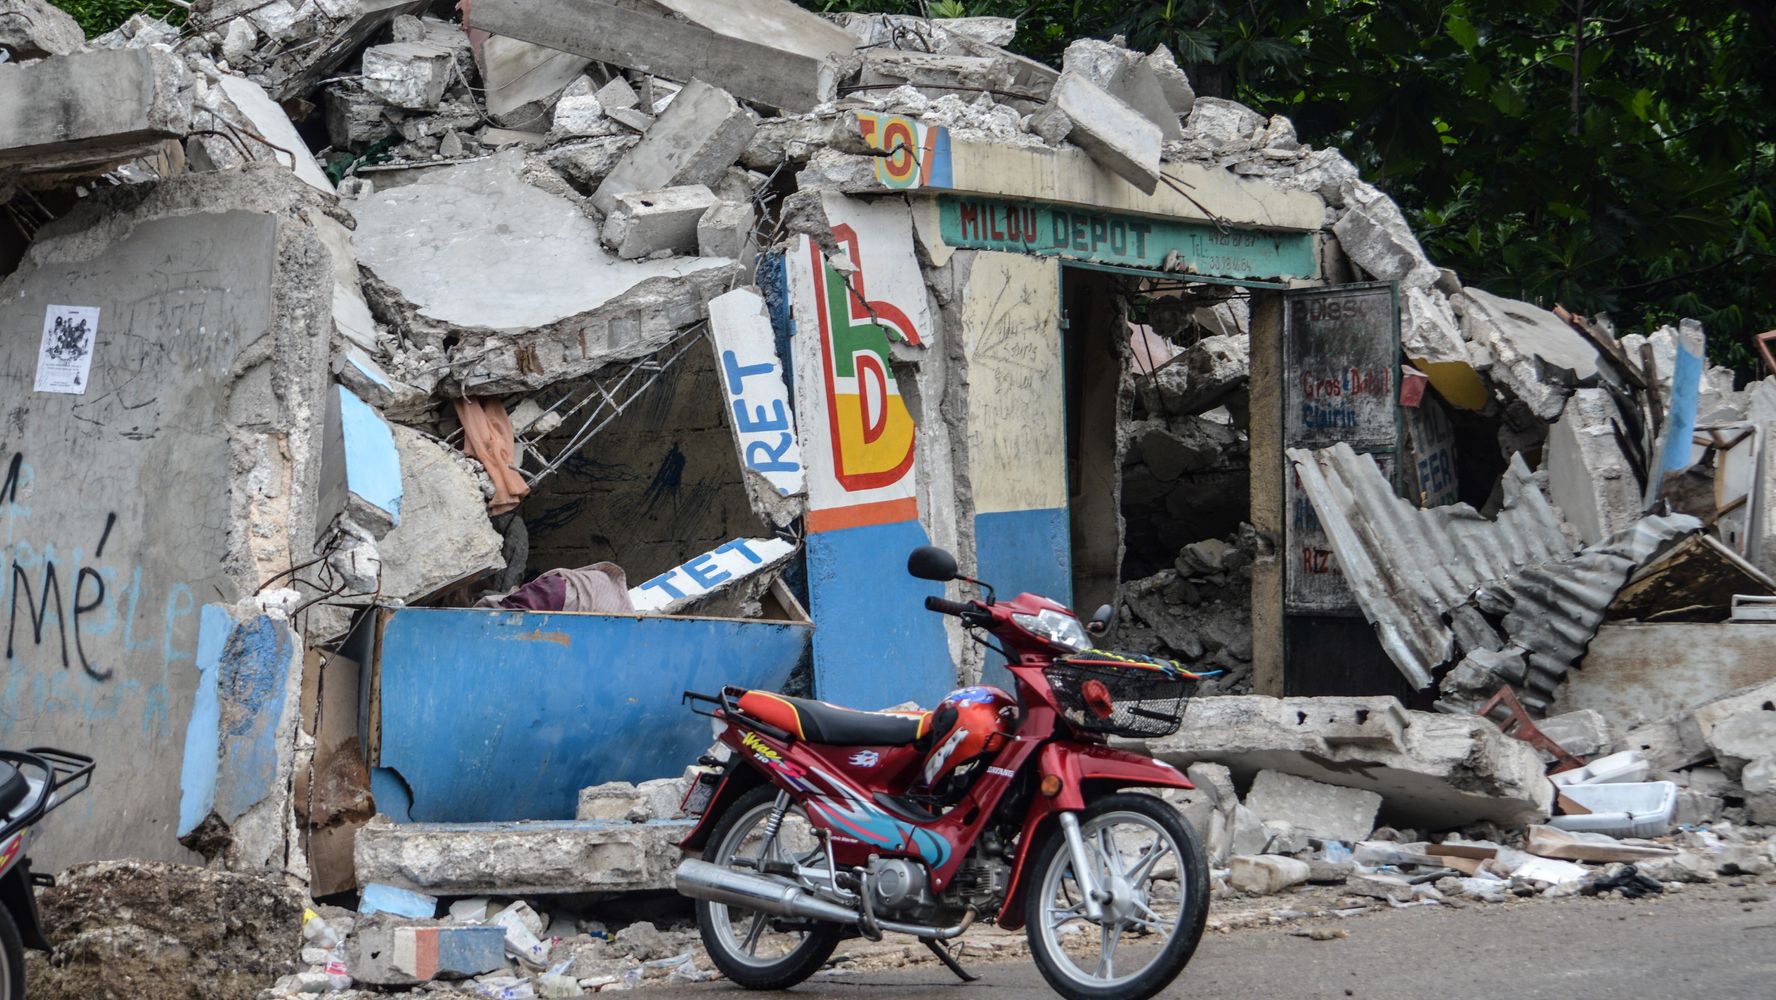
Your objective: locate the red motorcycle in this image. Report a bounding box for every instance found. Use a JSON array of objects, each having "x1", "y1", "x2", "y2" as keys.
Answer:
[{"x1": 676, "y1": 546, "x2": 1215, "y2": 1000}]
